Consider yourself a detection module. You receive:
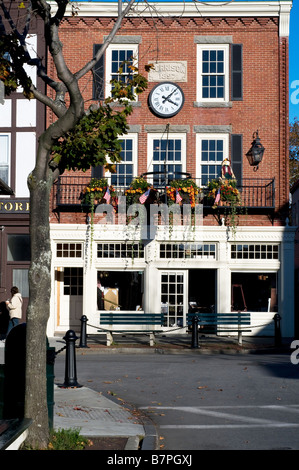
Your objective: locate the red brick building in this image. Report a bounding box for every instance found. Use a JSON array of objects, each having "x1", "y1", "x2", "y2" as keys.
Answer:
[{"x1": 47, "y1": 0, "x2": 295, "y2": 340}]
